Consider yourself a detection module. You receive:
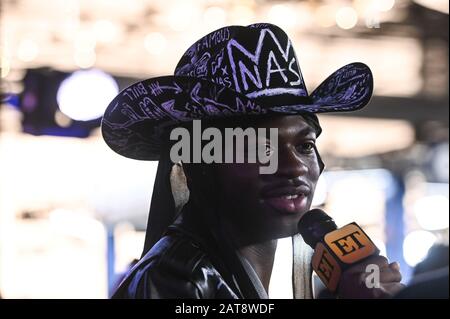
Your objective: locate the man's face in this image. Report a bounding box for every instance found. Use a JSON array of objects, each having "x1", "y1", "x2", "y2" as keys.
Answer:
[{"x1": 214, "y1": 115, "x2": 321, "y2": 246}]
